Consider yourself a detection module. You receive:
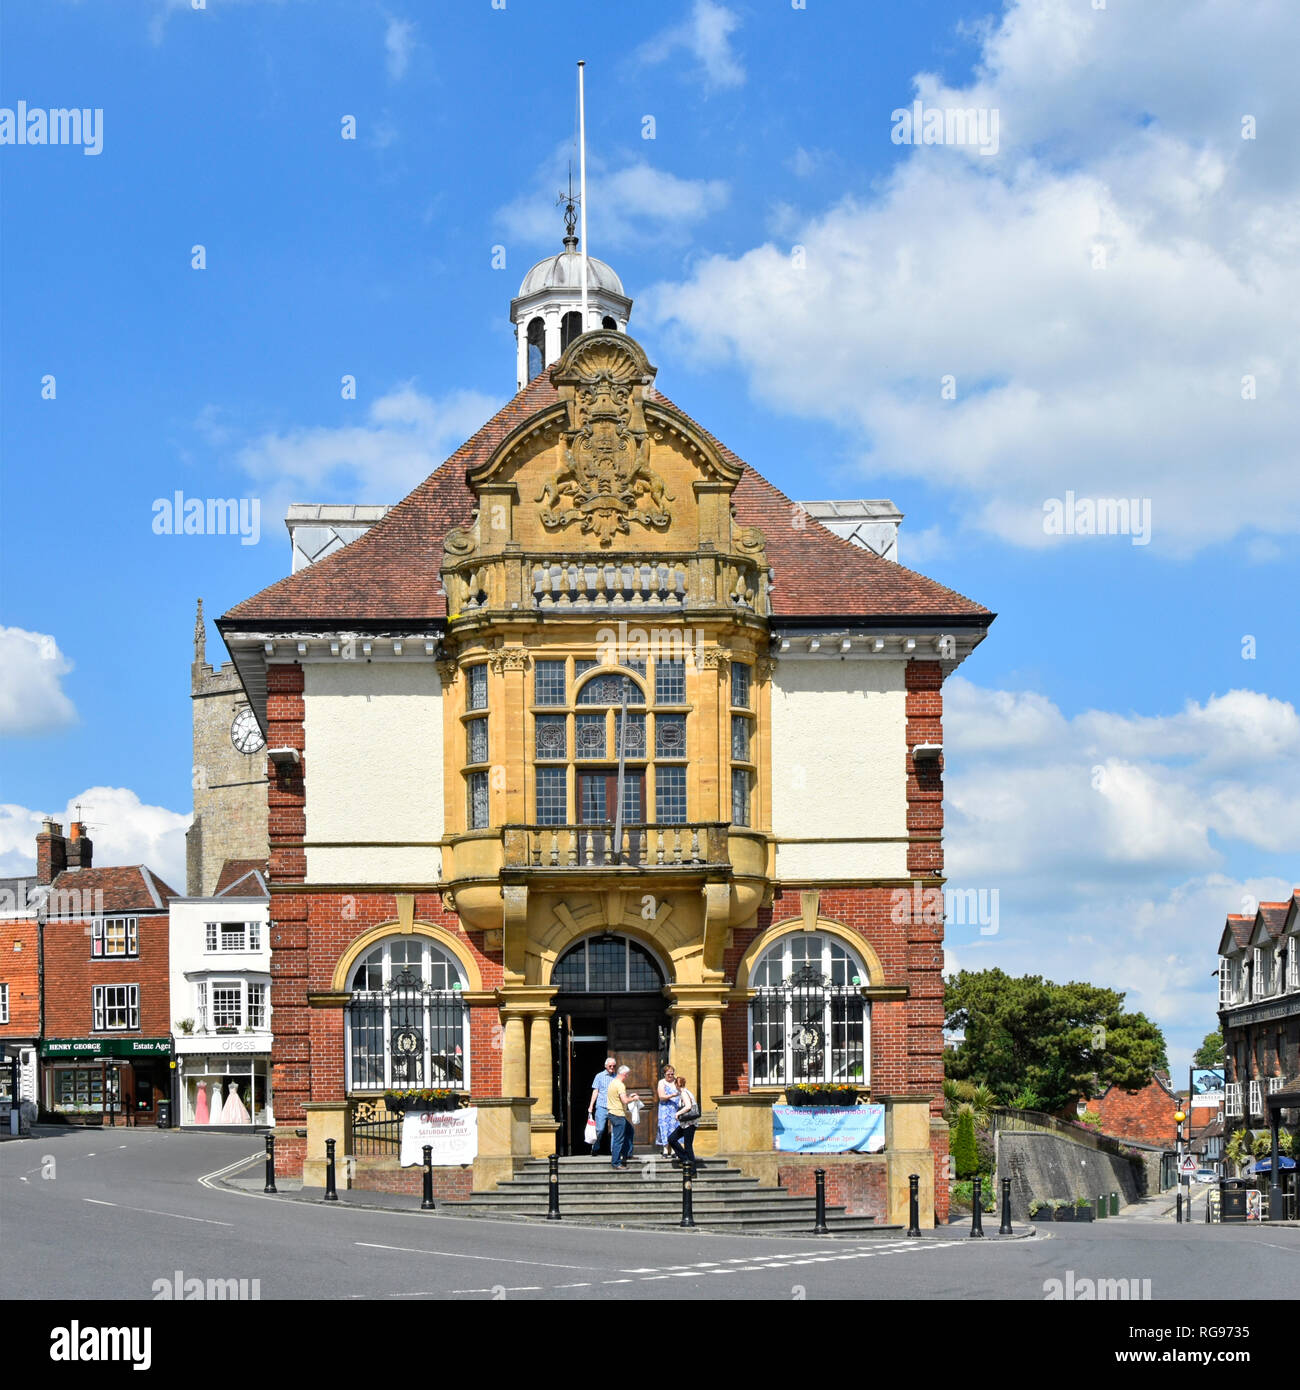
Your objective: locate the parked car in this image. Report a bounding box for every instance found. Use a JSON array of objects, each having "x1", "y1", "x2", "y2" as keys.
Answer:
[{"x1": 1194, "y1": 1169, "x2": 1218, "y2": 1185}]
